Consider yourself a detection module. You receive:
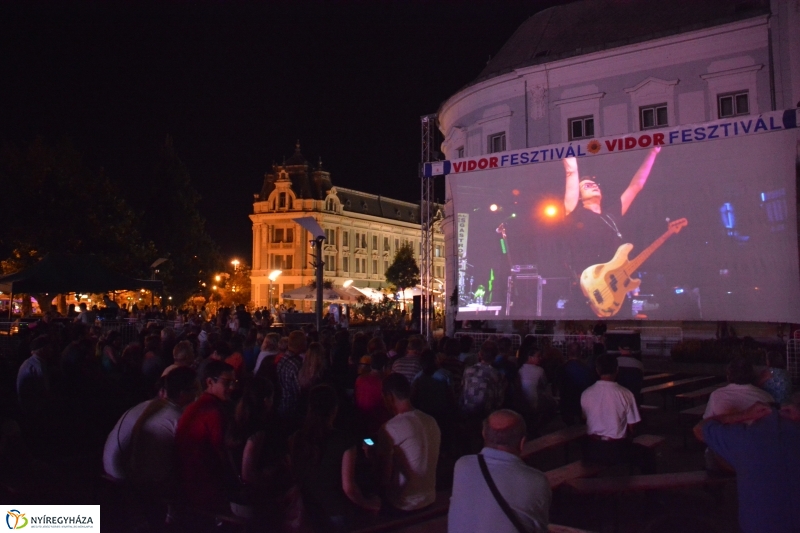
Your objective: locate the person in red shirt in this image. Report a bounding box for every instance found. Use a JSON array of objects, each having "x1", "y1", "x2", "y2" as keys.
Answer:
[
  {"x1": 355, "y1": 351, "x2": 390, "y2": 436},
  {"x1": 175, "y1": 360, "x2": 236, "y2": 513}
]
